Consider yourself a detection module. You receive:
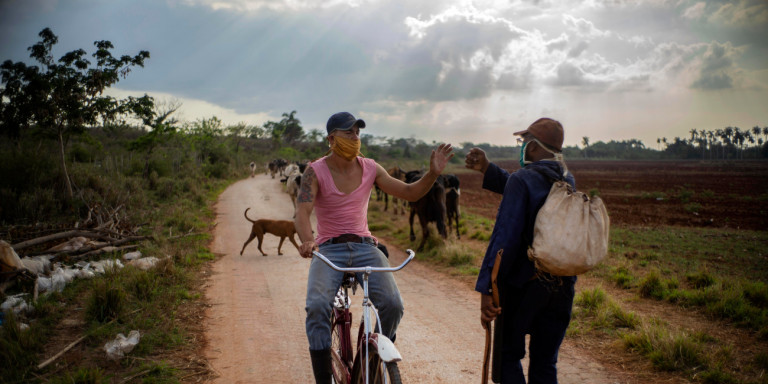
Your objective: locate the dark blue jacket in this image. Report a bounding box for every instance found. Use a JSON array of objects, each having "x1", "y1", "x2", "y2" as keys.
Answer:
[{"x1": 474, "y1": 160, "x2": 577, "y2": 294}]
